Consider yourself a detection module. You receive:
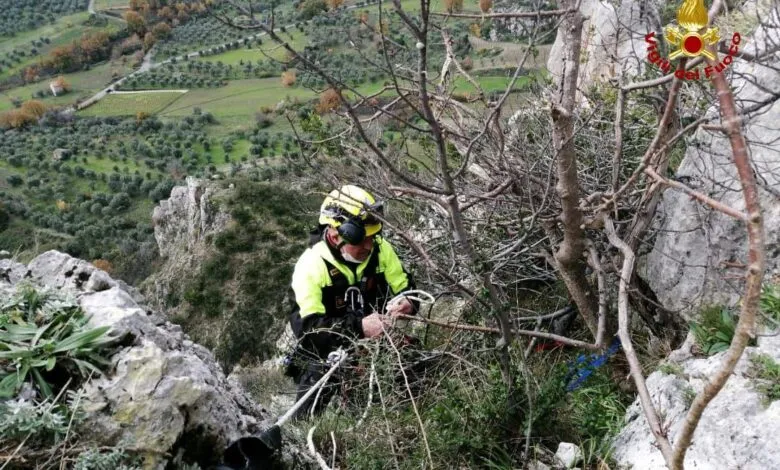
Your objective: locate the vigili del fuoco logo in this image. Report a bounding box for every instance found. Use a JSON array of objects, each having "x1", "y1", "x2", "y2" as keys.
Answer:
[{"x1": 645, "y1": 0, "x2": 741, "y2": 80}]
